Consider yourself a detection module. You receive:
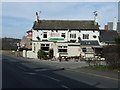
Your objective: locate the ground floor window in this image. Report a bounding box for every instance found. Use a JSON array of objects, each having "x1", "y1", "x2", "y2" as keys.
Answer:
[
  {"x1": 41, "y1": 44, "x2": 49, "y2": 51},
  {"x1": 58, "y1": 46, "x2": 67, "y2": 53},
  {"x1": 82, "y1": 48, "x2": 86, "y2": 52},
  {"x1": 82, "y1": 48, "x2": 93, "y2": 53}
]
